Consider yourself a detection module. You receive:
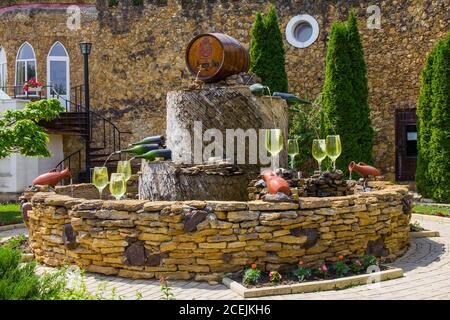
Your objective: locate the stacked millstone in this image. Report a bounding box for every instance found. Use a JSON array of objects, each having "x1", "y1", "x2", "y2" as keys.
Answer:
[
  {"x1": 303, "y1": 171, "x2": 355, "y2": 197},
  {"x1": 175, "y1": 163, "x2": 245, "y2": 176}
]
